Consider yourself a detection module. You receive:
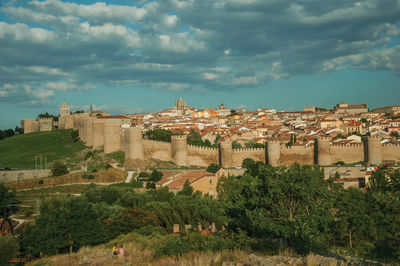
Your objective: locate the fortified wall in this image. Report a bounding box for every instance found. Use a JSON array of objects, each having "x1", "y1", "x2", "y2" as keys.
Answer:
[{"x1": 78, "y1": 119, "x2": 400, "y2": 168}]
